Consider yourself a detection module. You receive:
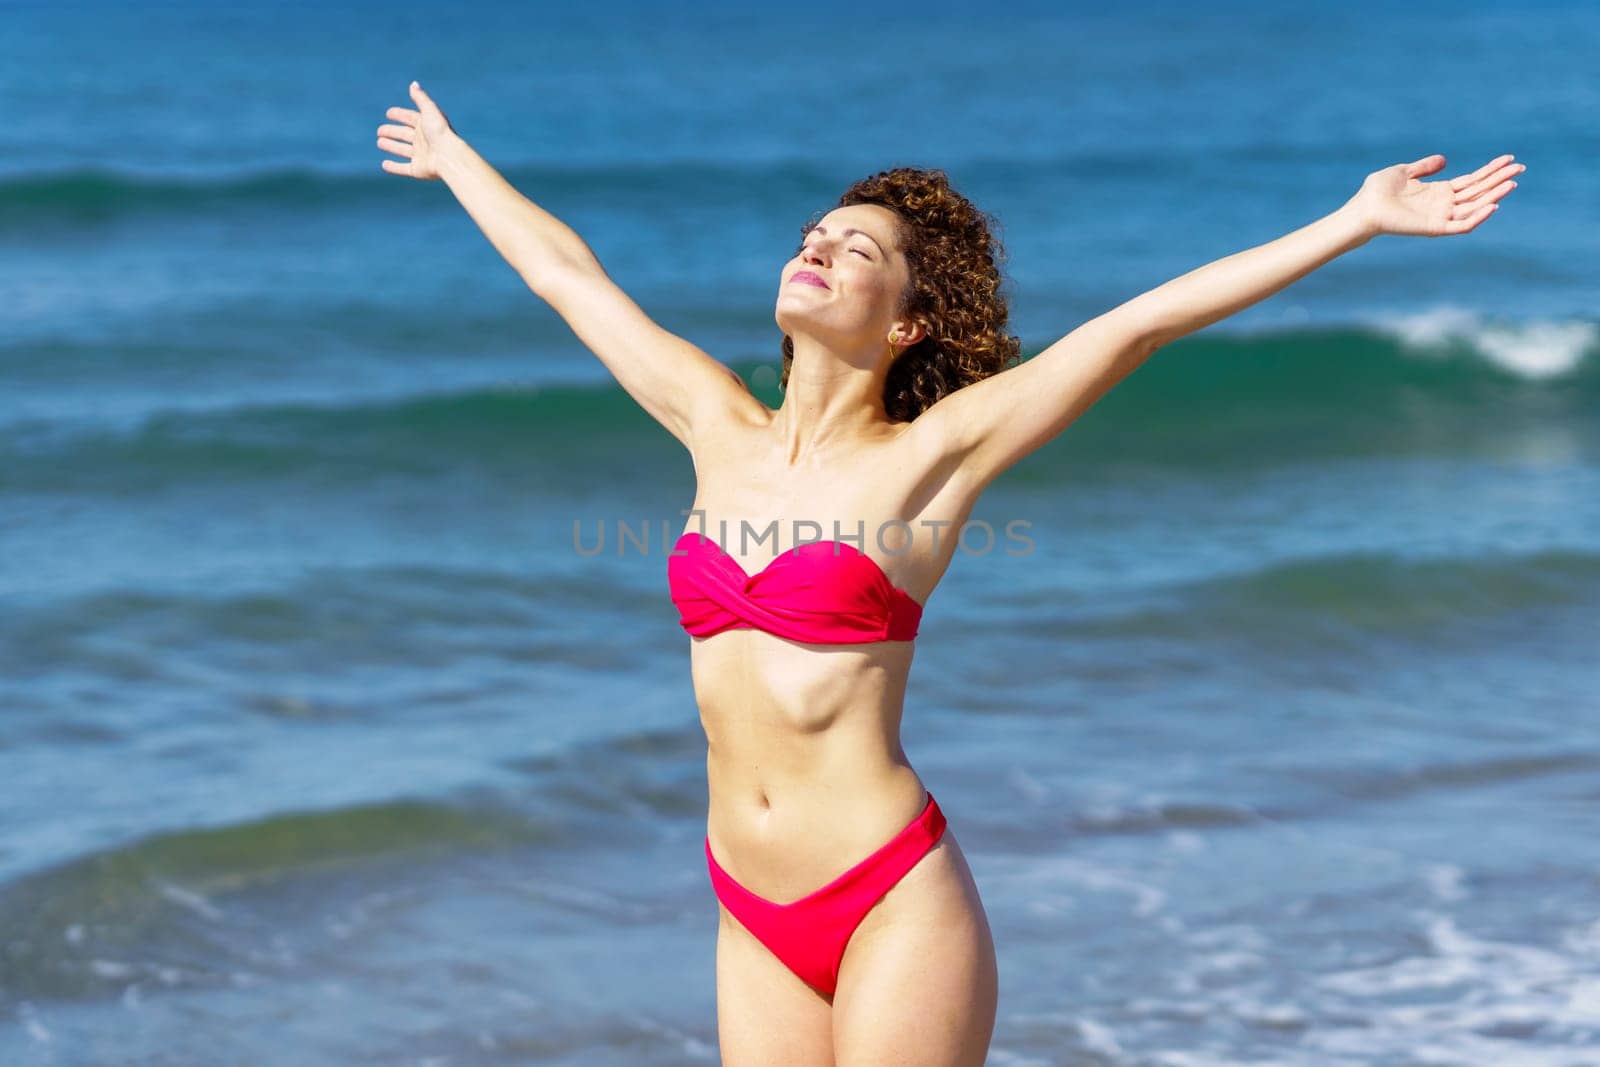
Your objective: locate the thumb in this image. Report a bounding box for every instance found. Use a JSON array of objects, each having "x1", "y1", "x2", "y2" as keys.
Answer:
[
  {"x1": 409, "y1": 80, "x2": 433, "y2": 109},
  {"x1": 1403, "y1": 153, "x2": 1446, "y2": 179}
]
